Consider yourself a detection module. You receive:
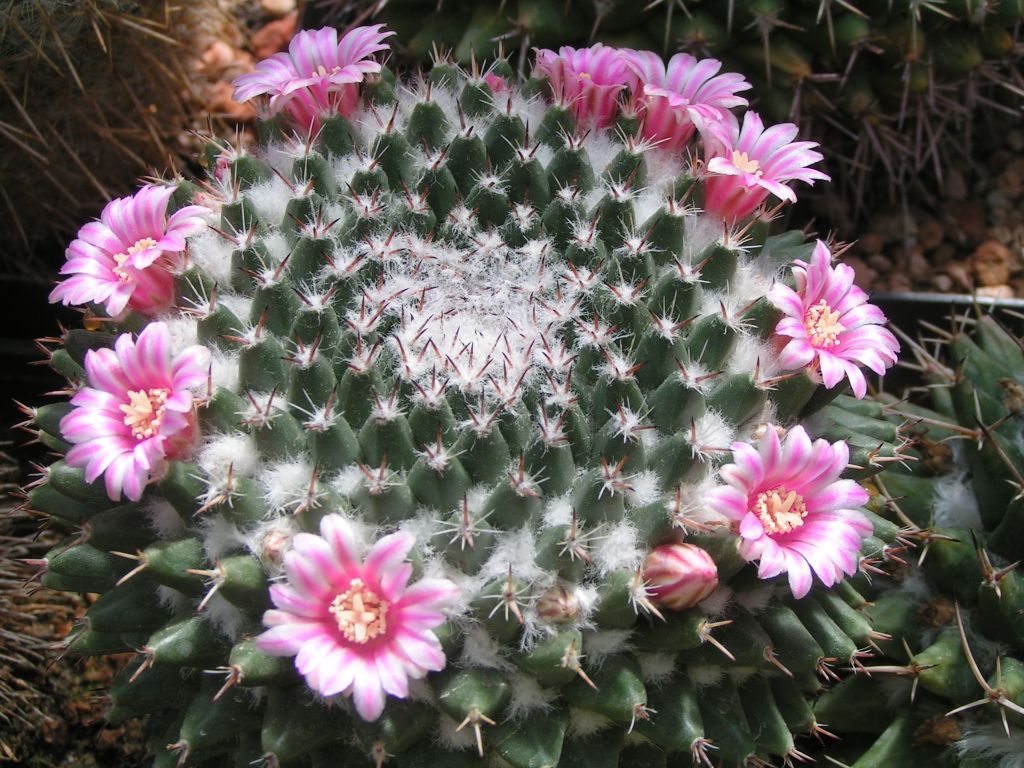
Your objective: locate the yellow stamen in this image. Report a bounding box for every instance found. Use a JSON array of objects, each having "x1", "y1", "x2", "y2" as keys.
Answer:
[
  {"x1": 329, "y1": 578, "x2": 389, "y2": 644},
  {"x1": 804, "y1": 299, "x2": 845, "y2": 348},
  {"x1": 119, "y1": 387, "x2": 170, "y2": 440},
  {"x1": 754, "y1": 487, "x2": 808, "y2": 535},
  {"x1": 731, "y1": 150, "x2": 762, "y2": 176},
  {"x1": 111, "y1": 237, "x2": 159, "y2": 282}
]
